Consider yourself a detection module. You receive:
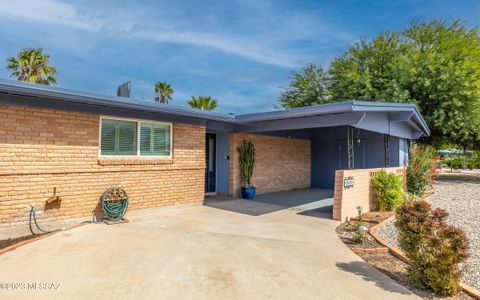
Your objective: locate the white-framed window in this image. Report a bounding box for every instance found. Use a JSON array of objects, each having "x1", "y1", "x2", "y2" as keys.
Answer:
[{"x1": 99, "y1": 116, "x2": 172, "y2": 158}]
